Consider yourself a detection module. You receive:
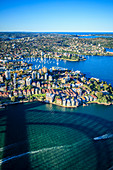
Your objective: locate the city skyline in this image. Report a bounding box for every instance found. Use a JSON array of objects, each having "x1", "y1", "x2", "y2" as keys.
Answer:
[{"x1": 0, "y1": 0, "x2": 113, "y2": 32}]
